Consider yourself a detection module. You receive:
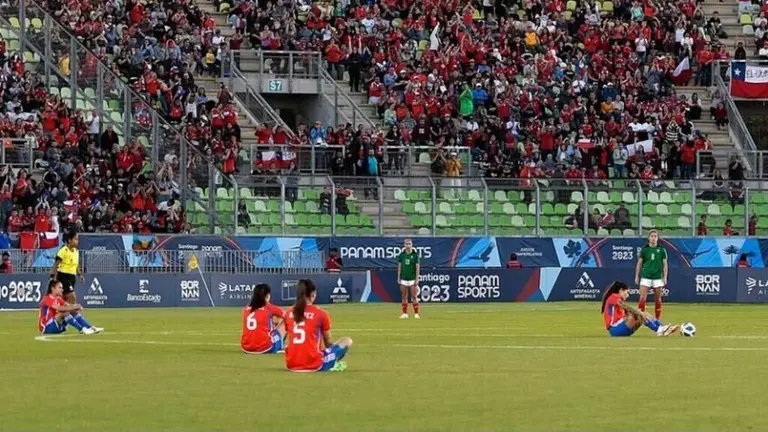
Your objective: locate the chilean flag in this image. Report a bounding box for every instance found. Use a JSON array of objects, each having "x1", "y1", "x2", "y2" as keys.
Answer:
[
  {"x1": 730, "y1": 62, "x2": 768, "y2": 99},
  {"x1": 669, "y1": 57, "x2": 692, "y2": 86}
]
